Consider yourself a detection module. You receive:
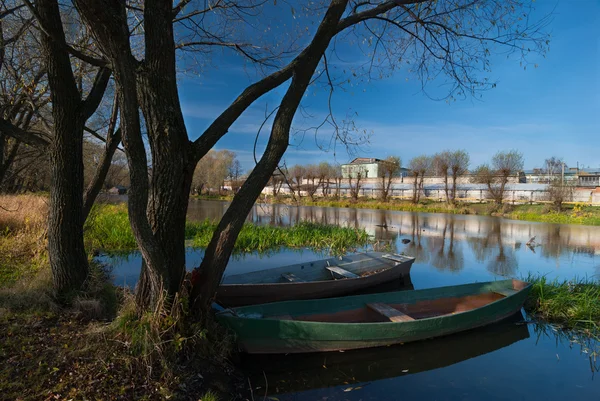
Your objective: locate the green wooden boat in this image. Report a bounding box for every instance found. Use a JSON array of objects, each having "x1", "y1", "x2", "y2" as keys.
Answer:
[
  {"x1": 216, "y1": 279, "x2": 531, "y2": 354},
  {"x1": 244, "y1": 313, "x2": 529, "y2": 395},
  {"x1": 216, "y1": 252, "x2": 414, "y2": 306}
]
